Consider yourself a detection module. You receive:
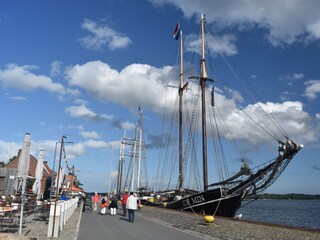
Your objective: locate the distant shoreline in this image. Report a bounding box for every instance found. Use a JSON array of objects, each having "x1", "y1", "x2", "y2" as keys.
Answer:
[{"x1": 247, "y1": 193, "x2": 320, "y2": 200}]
